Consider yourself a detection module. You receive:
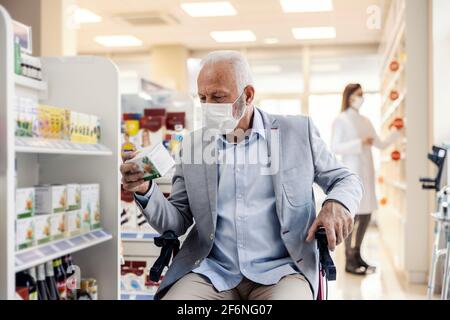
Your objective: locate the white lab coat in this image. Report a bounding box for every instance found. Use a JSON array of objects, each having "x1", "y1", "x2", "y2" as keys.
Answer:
[{"x1": 331, "y1": 108, "x2": 400, "y2": 214}]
